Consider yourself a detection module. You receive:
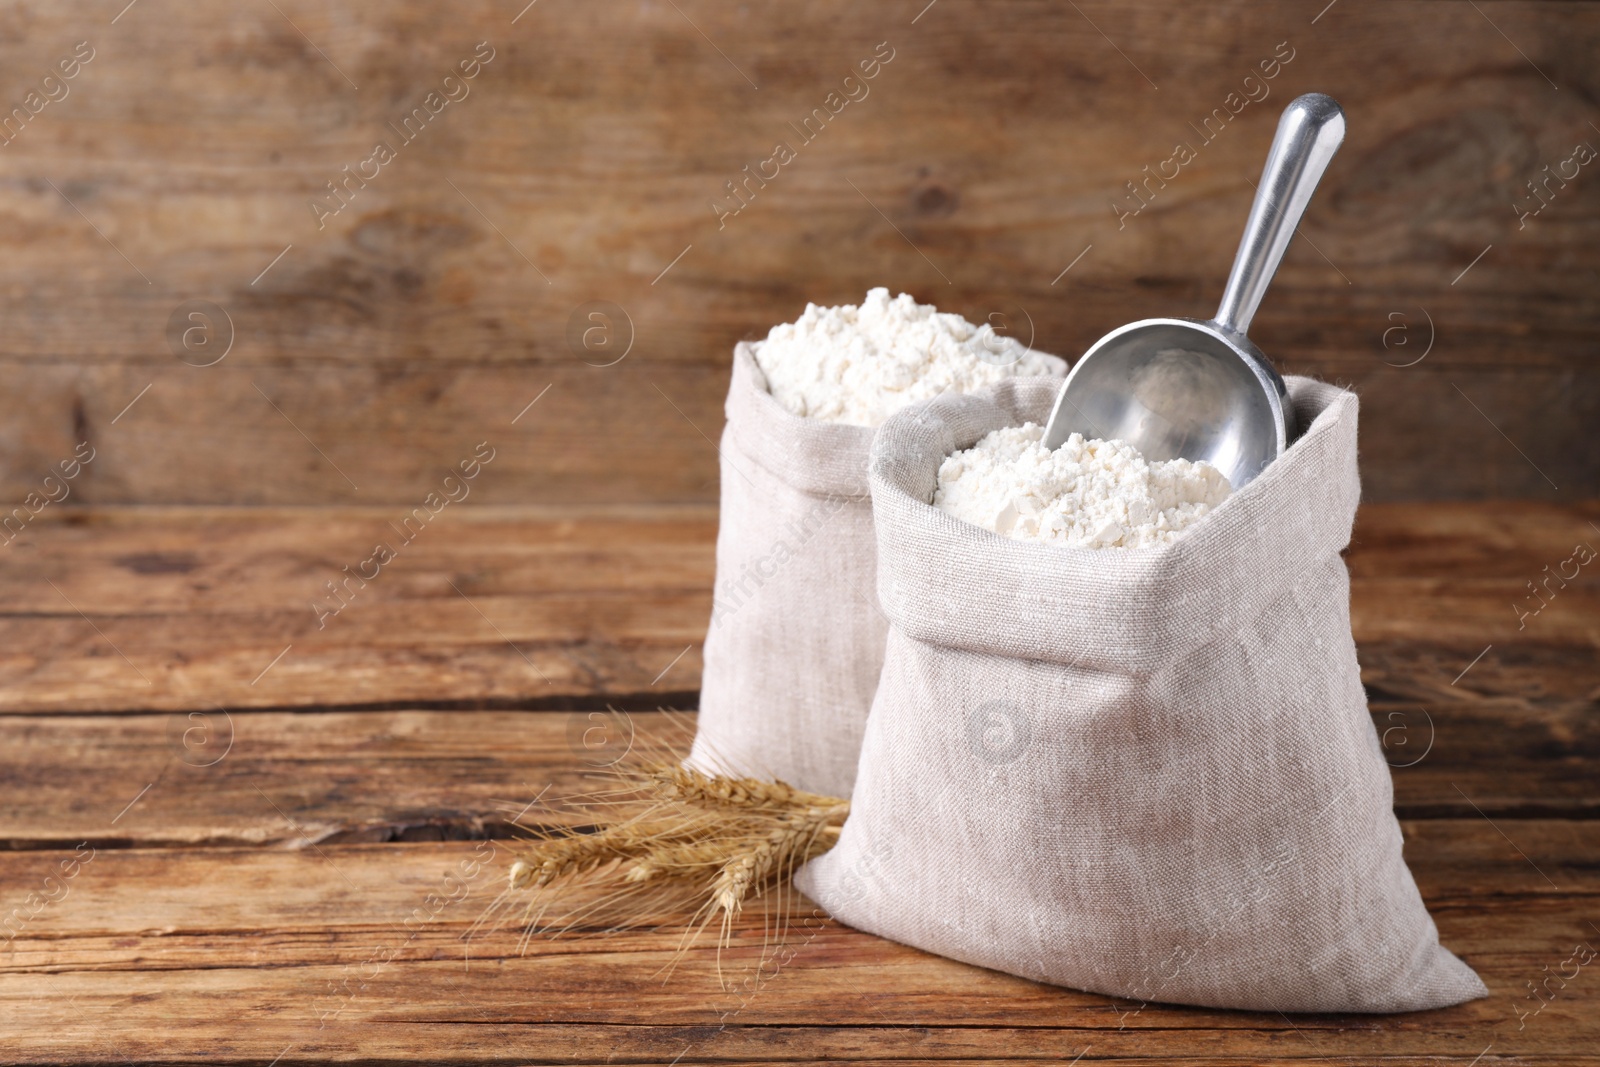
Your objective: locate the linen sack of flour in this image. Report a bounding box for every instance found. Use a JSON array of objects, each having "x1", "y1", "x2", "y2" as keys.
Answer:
[
  {"x1": 691, "y1": 342, "x2": 1065, "y2": 798},
  {"x1": 797, "y1": 376, "x2": 1488, "y2": 1013}
]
